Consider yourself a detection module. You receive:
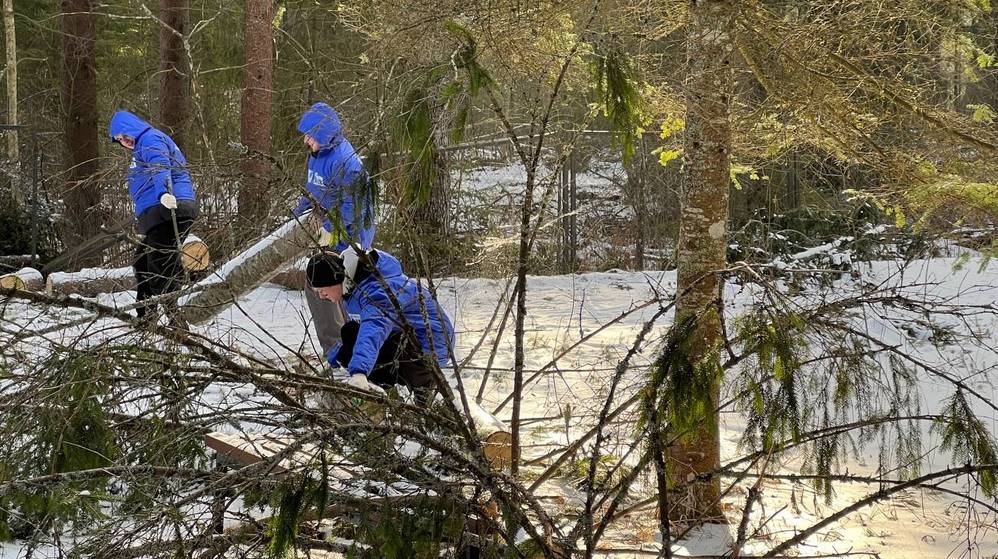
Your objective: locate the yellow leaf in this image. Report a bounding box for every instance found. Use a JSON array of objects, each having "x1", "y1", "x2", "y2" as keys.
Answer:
[
  {"x1": 659, "y1": 117, "x2": 685, "y2": 140},
  {"x1": 894, "y1": 208, "x2": 907, "y2": 228},
  {"x1": 658, "y1": 149, "x2": 681, "y2": 167}
]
